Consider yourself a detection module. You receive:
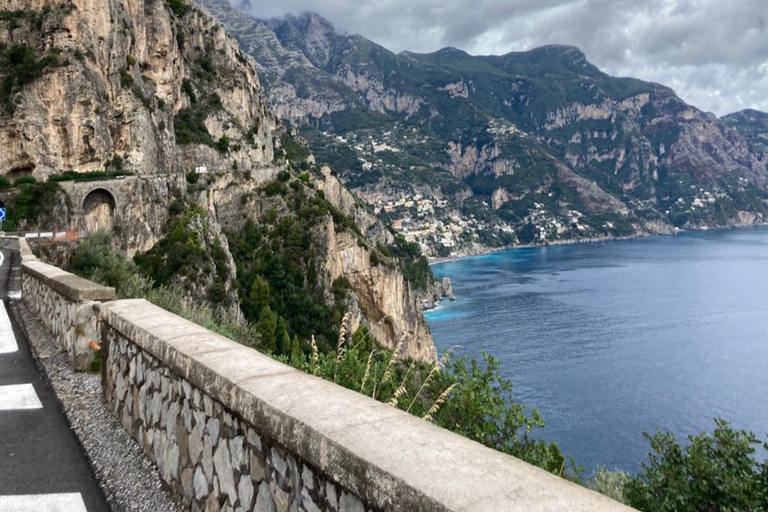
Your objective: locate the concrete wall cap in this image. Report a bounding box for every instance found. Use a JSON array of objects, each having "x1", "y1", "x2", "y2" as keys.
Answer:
[
  {"x1": 22, "y1": 259, "x2": 115, "y2": 301},
  {"x1": 102, "y1": 299, "x2": 636, "y2": 512}
]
